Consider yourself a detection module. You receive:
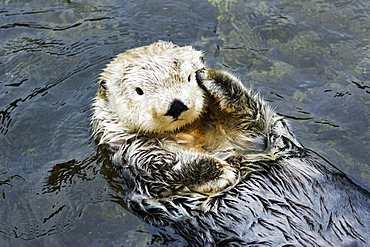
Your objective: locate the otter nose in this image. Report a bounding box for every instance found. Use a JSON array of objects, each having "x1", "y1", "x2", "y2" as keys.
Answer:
[{"x1": 165, "y1": 99, "x2": 189, "y2": 119}]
